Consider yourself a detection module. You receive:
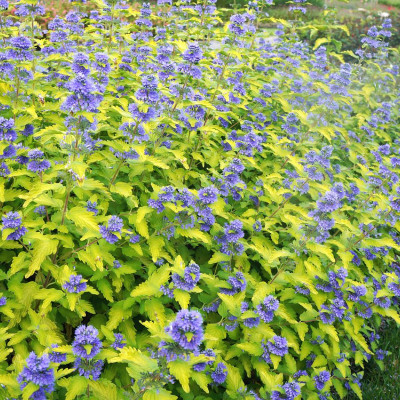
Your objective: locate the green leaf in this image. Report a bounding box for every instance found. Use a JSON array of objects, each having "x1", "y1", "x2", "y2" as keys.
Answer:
[
  {"x1": 294, "y1": 322, "x2": 308, "y2": 341},
  {"x1": 300, "y1": 341, "x2": 314, "y2": 361},
  {"x1": 236, "y1": 342, "x2": 262, "y2": 356},
  {"x1": 226, "y1": 363, "x2": 244, "y2": 392},
  {"x1": 143, "y1": 388, "x2": 177, "y2": 400},
  {"x1": 22, "y1": 382, "x2": 38, "y2": 400},
  {"x1": 89, "y1": 379, "x2": 118, "y2": 400},
  {"x1": 110, "y1": 182, "x2": 132, "y2": 197},
  {"x1": 34, "y1": 289, "x2": 64, "y2": 309},
  {"x1": 130, "y1": 265, "x2": 169, "y2": 298},
  {"x1": 67, "y1": 207, "x2": 98, "y2": 232},
  {"x1": 208, "y1": 252, "x2": 231, "y2": 264},
  {"x1": 313, "y1": 37, "x2": 329, "y2": 50},
  {"x1": 110, "y1": 347, "x2": 158, "y2": 375},
  {"x1": 148, "y1": 236, "x2": 165, "y2": 262},
  {"x1": 97, "y1": 279, "x2": 114, "y2": 303},
  {"x1": 168, "y1": 359, "x2": 191, "y2": 392},
  {"x1": 192, "y1": 372, "x2": 211, "y2": 393},
  {"x1": 174, "y1": 289, "x2": 190, "y2": 309},
  {"x1": 58, "y1": 376, "x2": 87, "y2": 400},
  {"x1": 307, "y1": 242, "x2": 335, "y2": 262},
  {"x1": 26, "y1": 237, "x2": 59, "y2": 278}
]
